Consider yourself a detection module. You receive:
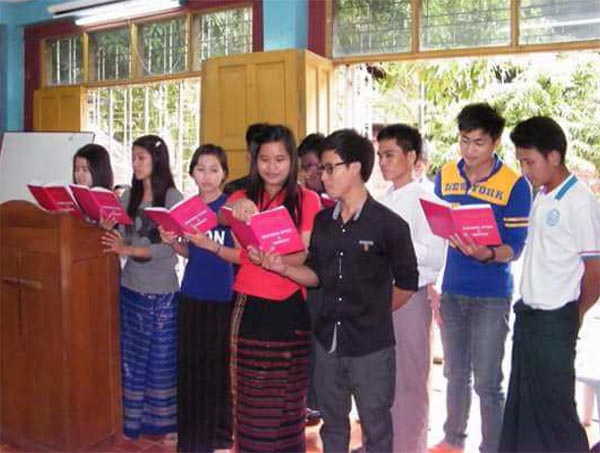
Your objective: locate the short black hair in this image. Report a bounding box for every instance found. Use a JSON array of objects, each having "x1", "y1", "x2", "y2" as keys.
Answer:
[
  {"x1": 510, "y1": 116, "x2": 567, "y2": 163},
  {"x1": 321, "y1": 129, "x2": 375, "y2": 182},
  {"x1": 298, "y1": 132, "x2": 325, "y2": 158},
  {"x1": 188, "y1": 143, "x2": 229, "y2": 178},
  {"x1": 457, "y1": 103, "x2": 505, "y2": 141},
  {"x1": 376, "y1": 124, "x2": 422, "y2": 161}
]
